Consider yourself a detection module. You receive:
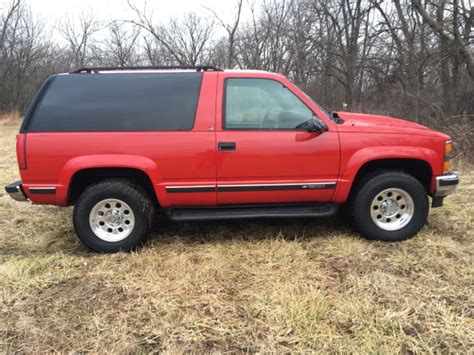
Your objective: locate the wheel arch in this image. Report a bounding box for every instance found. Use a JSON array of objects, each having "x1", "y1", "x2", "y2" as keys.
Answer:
[
  {"x1": 334, "y1": 156, "x2": 435, "y2": 204},
  {"x1": 351, "y1": 158, "x2": 433, "y2": 194},
  {"x1": 67, "y1": 167, "x2": 159, "y2": 206}
]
